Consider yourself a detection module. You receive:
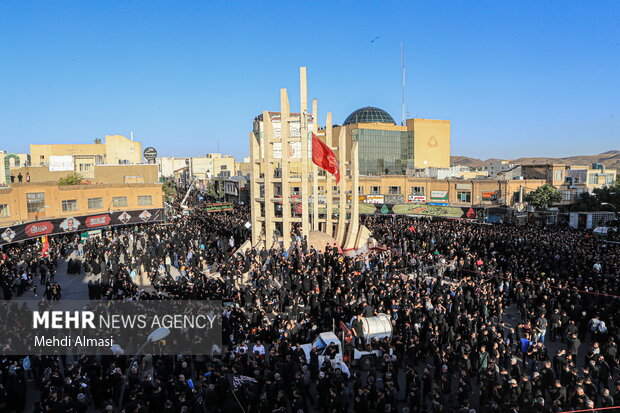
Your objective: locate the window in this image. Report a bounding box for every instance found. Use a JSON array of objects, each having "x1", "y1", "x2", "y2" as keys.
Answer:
[
  {"x1": 79, "y1": 163, "x2": 93, "y2": 172},
  {"x1": 138, "y1": 196, "x2": 152, "y2": 206},
  {"x1": 554, "y1": 170, "x2": 563, "y2": 181},
  {"x1": 358, "y1": 186, "x2": 365, "y2": 194},
  {"x1": 62, "y1": 199, "x2": 78, "y2": 212},
  {"x1": 605, "y1": 174, "x2": 615, "y2": 185},
  {"x1": 88, "y1": 198, "x2": 103, "y2": 209},
  {"x1": 456, "y1": 191, "x2": 471, "y2": 202},
  {"x1": 221, "y1": 165, "x2": 227, "y2": 170},
  {"x1": 370, "y1": 186, "x2": 381, "y2": 195},
  {"x1": 292, "y1": 187, "x2": 300, "y2": 196},
  {"x1": 26, "y1": 192, "x2": 45, "y2": 213},
  {"x1": 411, "y1": 186, "x2": 425, "y2": 195},
  {"x1": 588, "y1": 175, "x2": 598, "y2": 185},
  {"x1": 0, "y1": 204, "x2": 9, "y2": 217},
  {"x1": 113, "y1": 196, "x2": 128, "y2": 207},
  {"x1": 388, "y1": 186, "x2": 401, "y2": 195},
  {"x1": 357, "y1": 129, "x2": 414, "y2": 176},
  {"x1": 332, "y1": 186, "x2": 340, "y2": 195}
]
